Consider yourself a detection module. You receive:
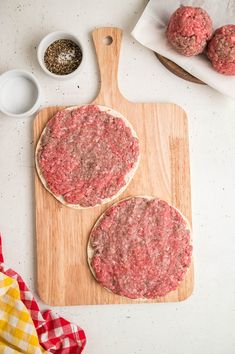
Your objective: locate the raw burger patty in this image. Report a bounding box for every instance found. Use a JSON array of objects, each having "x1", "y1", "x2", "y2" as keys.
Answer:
[
  {"x1": 36, "y1": 105, "x2": 140, "y2": 208},
  {"x1": 166, "y1": 6, "x2": 213, "y2": 56},
  {"x1": 207, "y1": 25, "x2": 235, "y2": 75},
  {"x1": 88, "y1": 196, "x2": 192, "y2": 299}
]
